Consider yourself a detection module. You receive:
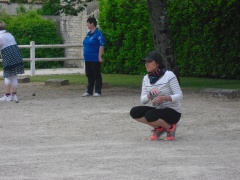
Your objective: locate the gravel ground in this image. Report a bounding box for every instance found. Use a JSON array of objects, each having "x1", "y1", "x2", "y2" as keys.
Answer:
[{"x1": 0, "y1": 81, "x2": 239, "y2": 180}]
